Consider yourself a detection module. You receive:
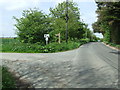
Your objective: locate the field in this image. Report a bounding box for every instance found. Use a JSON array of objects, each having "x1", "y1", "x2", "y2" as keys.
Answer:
[{"x1": 0, "y1": 38, "x2": 84, "y2": 53}]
